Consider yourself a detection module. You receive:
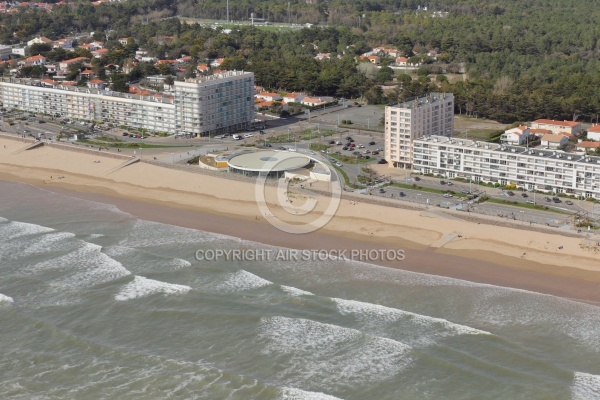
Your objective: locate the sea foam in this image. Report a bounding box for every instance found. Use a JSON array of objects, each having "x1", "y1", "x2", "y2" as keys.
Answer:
[
  {"x1": 571, "y1": 372, "x2": 600, "y2": 400},
  {"x1": 0, "y1": 293, "x2": 14, "y2": 304},
  {"x1": 280, "y1": 387, "x2": 343, "y2": 400},
  {"x1": 260, "y1": 316, "x2": 412, "y2": 389},
  {"x1": 333, "y1": 298, "x2": 490, "y2": 346},
  {"x1": 216, "y1": 270, "x2": 273, "y2": 292},
  {"x1": 115, "y1": 276, "x2": 191, "y2": 301}
]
